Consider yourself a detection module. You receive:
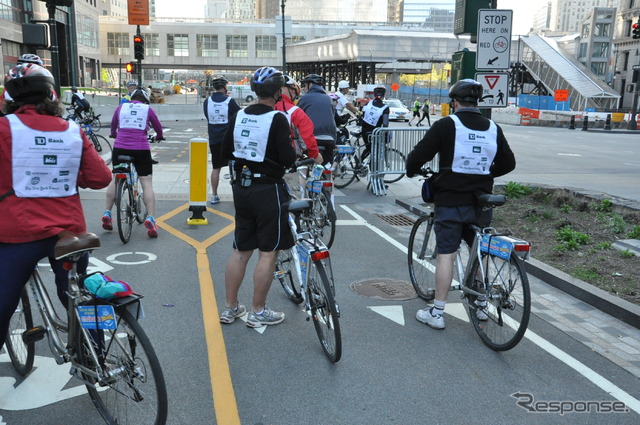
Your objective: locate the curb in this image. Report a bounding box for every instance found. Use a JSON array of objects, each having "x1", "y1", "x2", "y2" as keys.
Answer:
[
  {"x1": 394, "y1": 198, "x2": 640, "y2": 331},
  {"x1": 525, "y1": 258, "x2": 640, "y2": 330}
]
